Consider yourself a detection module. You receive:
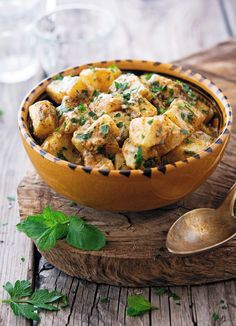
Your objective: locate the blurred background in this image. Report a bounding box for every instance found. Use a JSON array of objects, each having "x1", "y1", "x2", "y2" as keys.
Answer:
[{"x1": 1, "y1": 0, "x2": 236, "y2": 82}]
